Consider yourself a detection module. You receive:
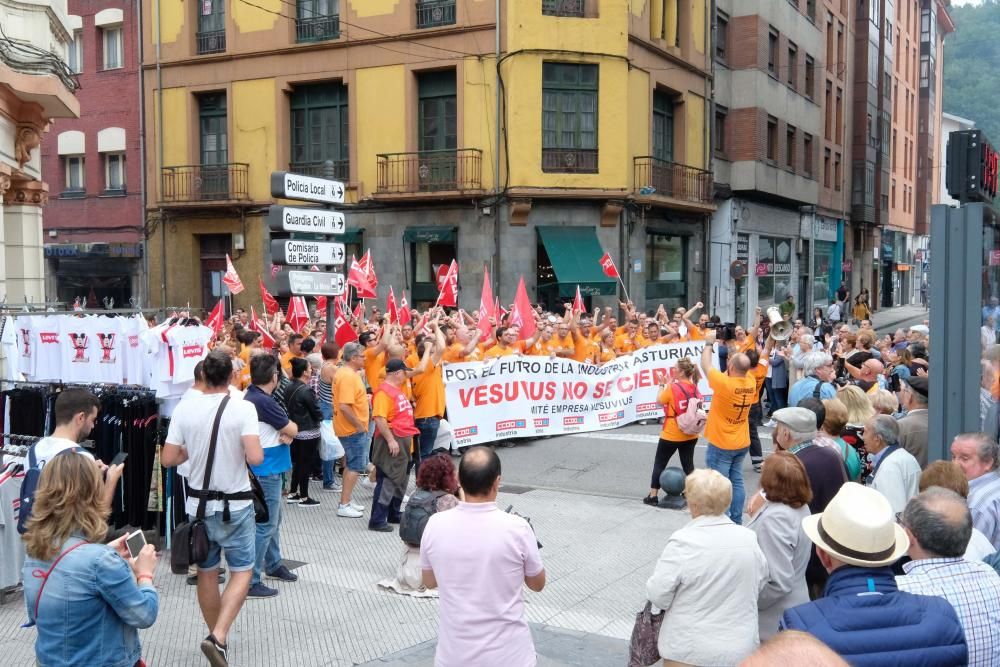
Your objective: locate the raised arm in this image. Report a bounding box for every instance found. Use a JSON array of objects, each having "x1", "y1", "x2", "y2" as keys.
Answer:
[
  {"x1": 747, "y1": 306, "x2": 763, "y2": 341},
  {"x1": 700, "y1": 330, "x2": 718, "y2": 378}
]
